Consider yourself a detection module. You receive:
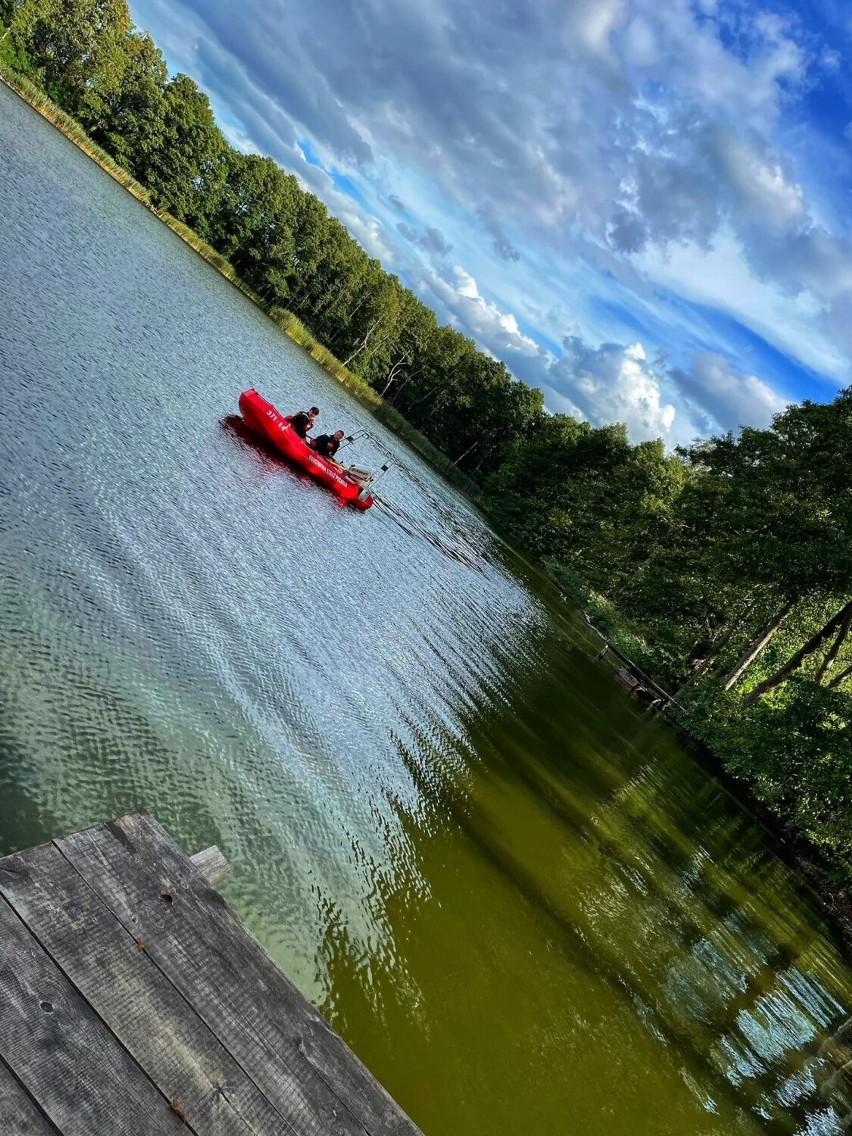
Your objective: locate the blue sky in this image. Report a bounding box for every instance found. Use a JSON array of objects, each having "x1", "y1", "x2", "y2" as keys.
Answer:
[{"x1": 128, "y1": 0, "x2": 852, "y2": 444}]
